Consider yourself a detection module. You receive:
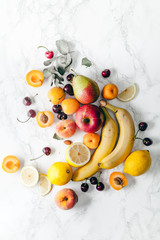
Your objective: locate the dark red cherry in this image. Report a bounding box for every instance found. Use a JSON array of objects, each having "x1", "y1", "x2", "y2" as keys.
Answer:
[
  {"x1": 52, "y1": 105, "x2": 62, "y2": 113},
  {"x1": 102, "y1": 69, "x2": 111, "y2": 78},
  {"x1": 66, "y1": 74, "x2": 74, "y2": 82},
  {"x1": 81, "y1": 183, "x2": 89, "y2": 192},
  {"x1": 63, "y1": 84, "x2": 74, "y2": 96}
]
